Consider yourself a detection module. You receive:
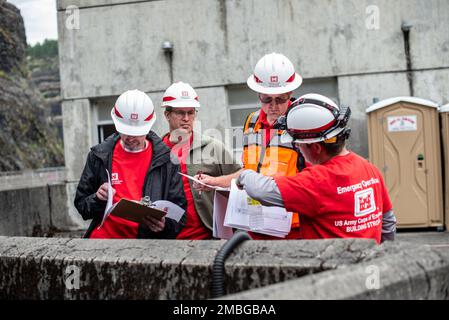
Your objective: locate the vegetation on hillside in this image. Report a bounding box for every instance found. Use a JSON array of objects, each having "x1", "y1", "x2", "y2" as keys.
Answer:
[{"x1": 26, "y1": 39, "x2": 58, "y2": 59}]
